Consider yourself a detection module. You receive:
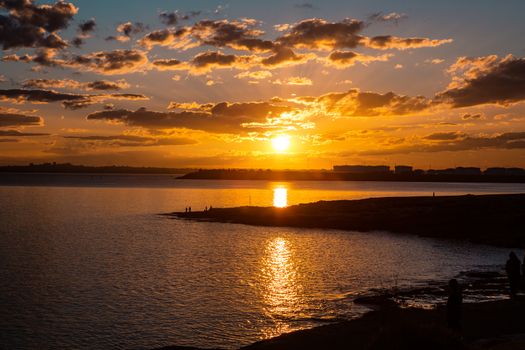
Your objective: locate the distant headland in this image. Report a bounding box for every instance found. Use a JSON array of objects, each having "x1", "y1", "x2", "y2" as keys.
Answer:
[
  {"x1": 0, "y1": 163, "x2": 195, "y2": 174},
  {"x1": 178, "y1": 165, "x2": 525, "y2": 183}
]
